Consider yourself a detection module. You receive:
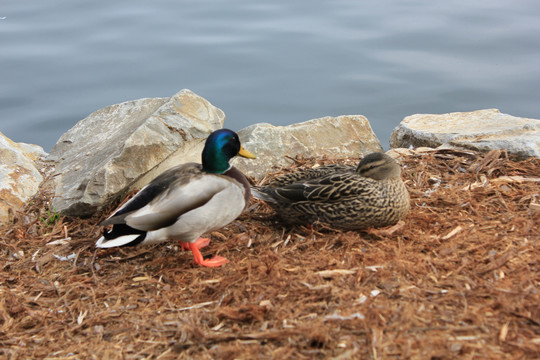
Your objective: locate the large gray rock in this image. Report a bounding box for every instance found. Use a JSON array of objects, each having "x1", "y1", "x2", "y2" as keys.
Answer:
[
  {"x1": 0, "y1": 132, "x2": 47, "y2": 223},
  {"x1": 390, "y1": 109, "x2": 540, "y2": 159},
  {"x1": 232, "y1": 115, "x2": 383, "y2": 180},
  {"x1": 48, "y1": 89, "x2": 225, "y2": 217}
]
